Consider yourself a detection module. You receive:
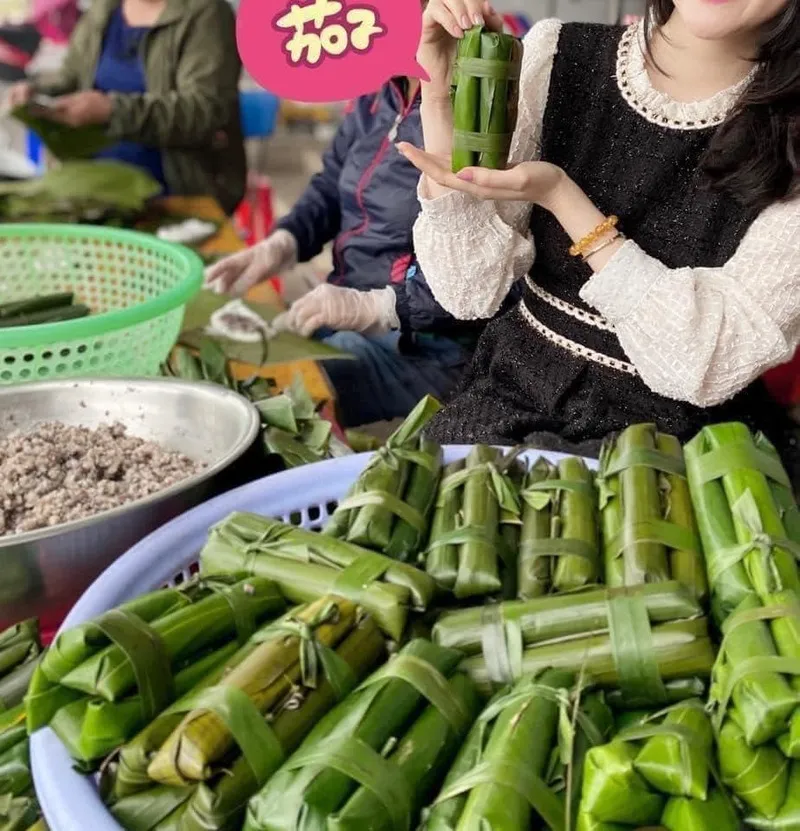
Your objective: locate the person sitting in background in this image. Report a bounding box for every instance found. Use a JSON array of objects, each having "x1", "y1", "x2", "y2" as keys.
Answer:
[
  {"x1": 206, "y1": 76, "x2": 516, "y2": 428},
  {"x1": 5, "y1": 0, "x2": 246, "y2": 215}
]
